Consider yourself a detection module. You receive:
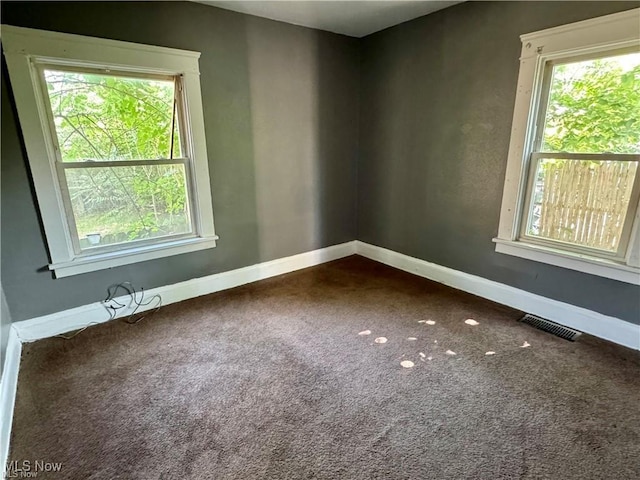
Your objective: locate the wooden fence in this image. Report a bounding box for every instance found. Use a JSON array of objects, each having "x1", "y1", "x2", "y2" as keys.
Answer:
[{"x1": 531, "y1": 160, "x2": 637, "y2": 252}]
